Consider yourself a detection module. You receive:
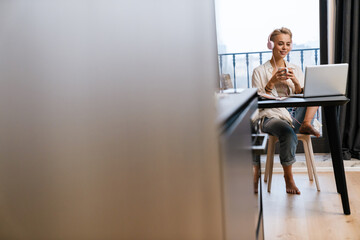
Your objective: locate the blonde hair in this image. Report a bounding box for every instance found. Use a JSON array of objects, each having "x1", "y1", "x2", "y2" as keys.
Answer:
[{"x1": 270, "y1": 27, "x2": 292, "y2": 41}]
